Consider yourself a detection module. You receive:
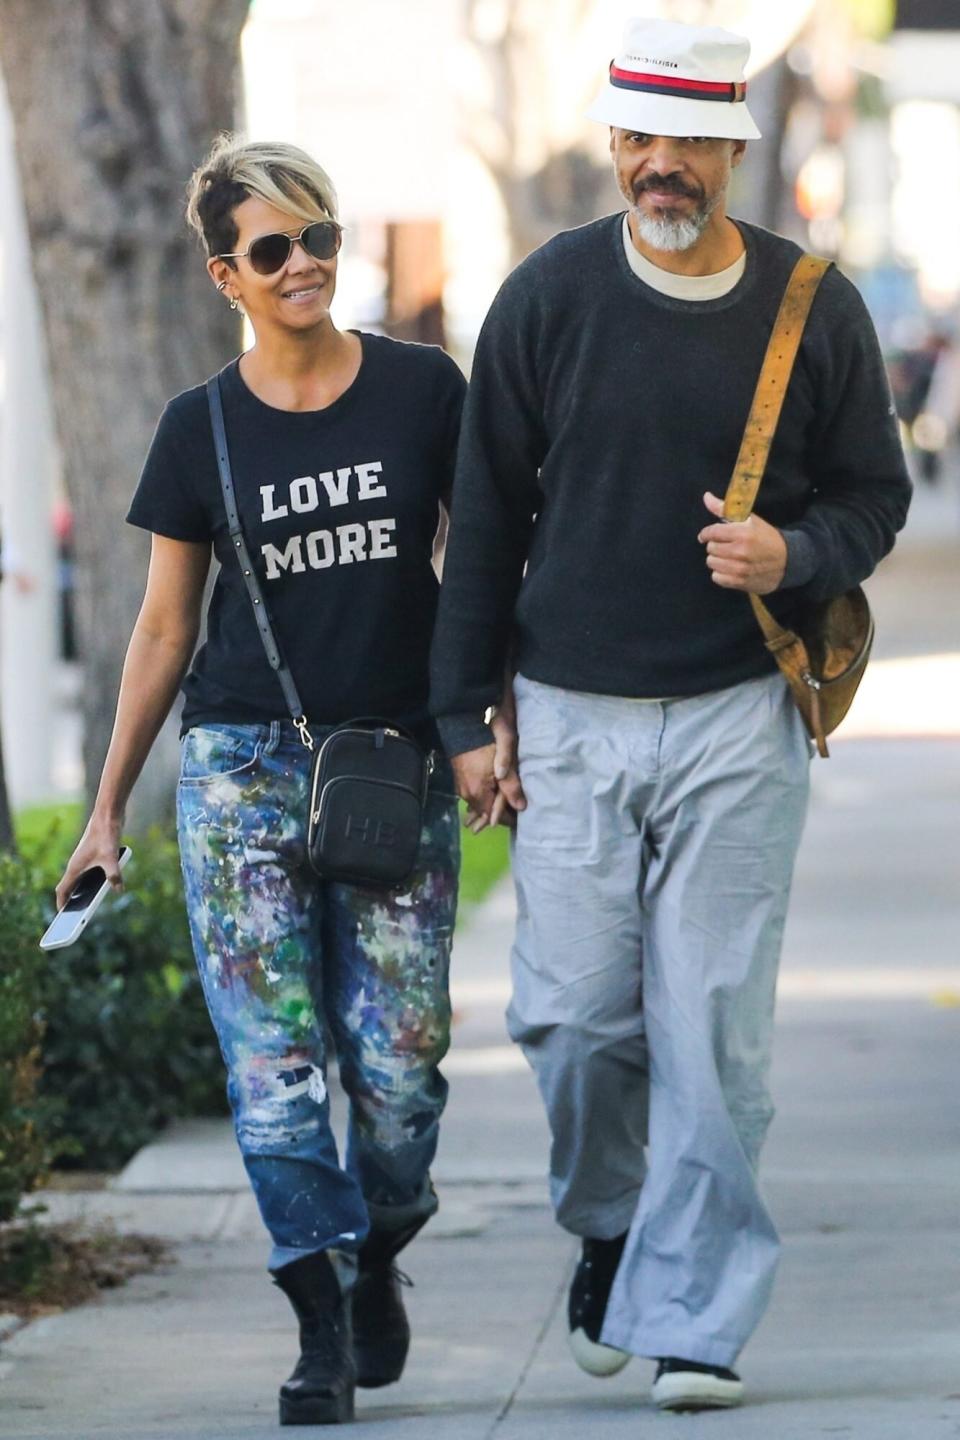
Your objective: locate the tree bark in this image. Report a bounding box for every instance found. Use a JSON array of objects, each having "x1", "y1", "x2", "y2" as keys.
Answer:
[
  {"x1": 0, "y1": 0, "x2": 250, "y2": 825},
  {"x1": 464, "y1": 0, "x2": 610, "y2": 267},
  {"x1": 0, "y1": 701, "x2": 14, "y2": 852}
]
